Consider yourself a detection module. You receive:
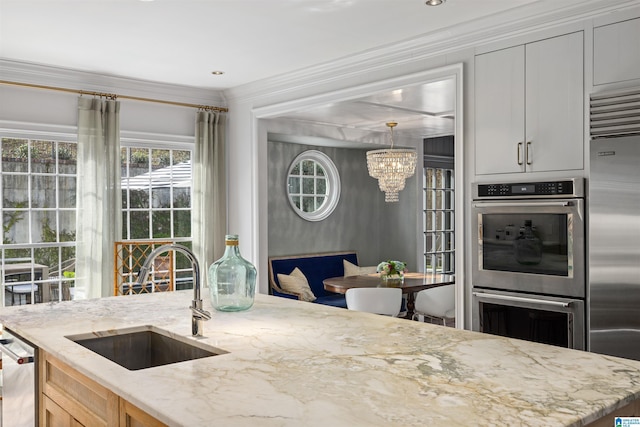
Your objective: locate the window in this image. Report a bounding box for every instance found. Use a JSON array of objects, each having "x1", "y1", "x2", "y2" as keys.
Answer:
[
  {"x1": 424, "y1": 168, "x2": 455, "y2": 273},
  {"x1": 423, "y1": 136, "x2": 455, "y2": 274},
  {"x1": 286, "y1": 150, "x2": 340, "y2": 221},
  {"x1": 1, "y1": 136, "x2": 77, "y2": 306},
  {"x1": 120, "y1": 145, "x2": 194, "y2": 289}
]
